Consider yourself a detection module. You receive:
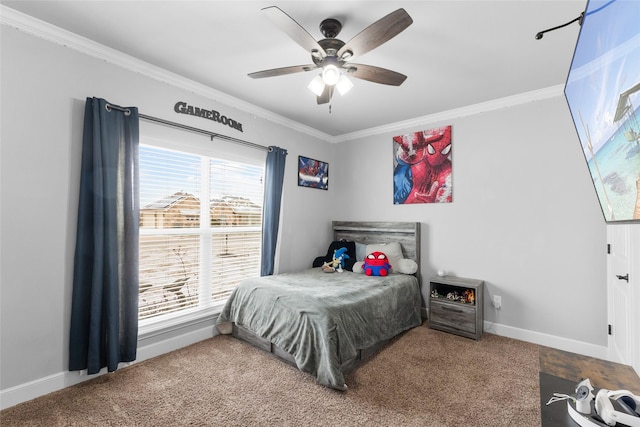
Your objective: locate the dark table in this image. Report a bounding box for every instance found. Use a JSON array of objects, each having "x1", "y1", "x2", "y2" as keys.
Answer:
[
  {"x1": 540, "y1": 372, "x2": 621, "y2": 426},
  {"x1": 540, "y1": 372, "x2": 579, "y2": 426}
]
